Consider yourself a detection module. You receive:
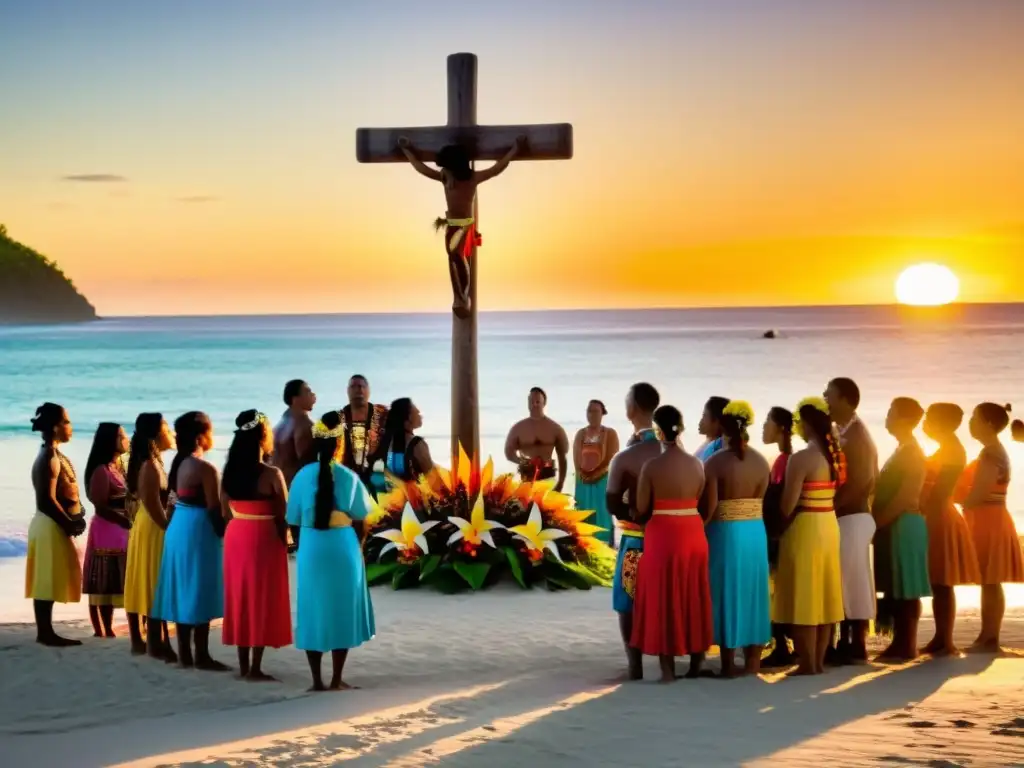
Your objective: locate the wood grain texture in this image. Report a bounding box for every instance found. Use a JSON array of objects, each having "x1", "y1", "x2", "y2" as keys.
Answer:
[{"x1": 355, "y1": 123, "x2": 574, "y2": 163}]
